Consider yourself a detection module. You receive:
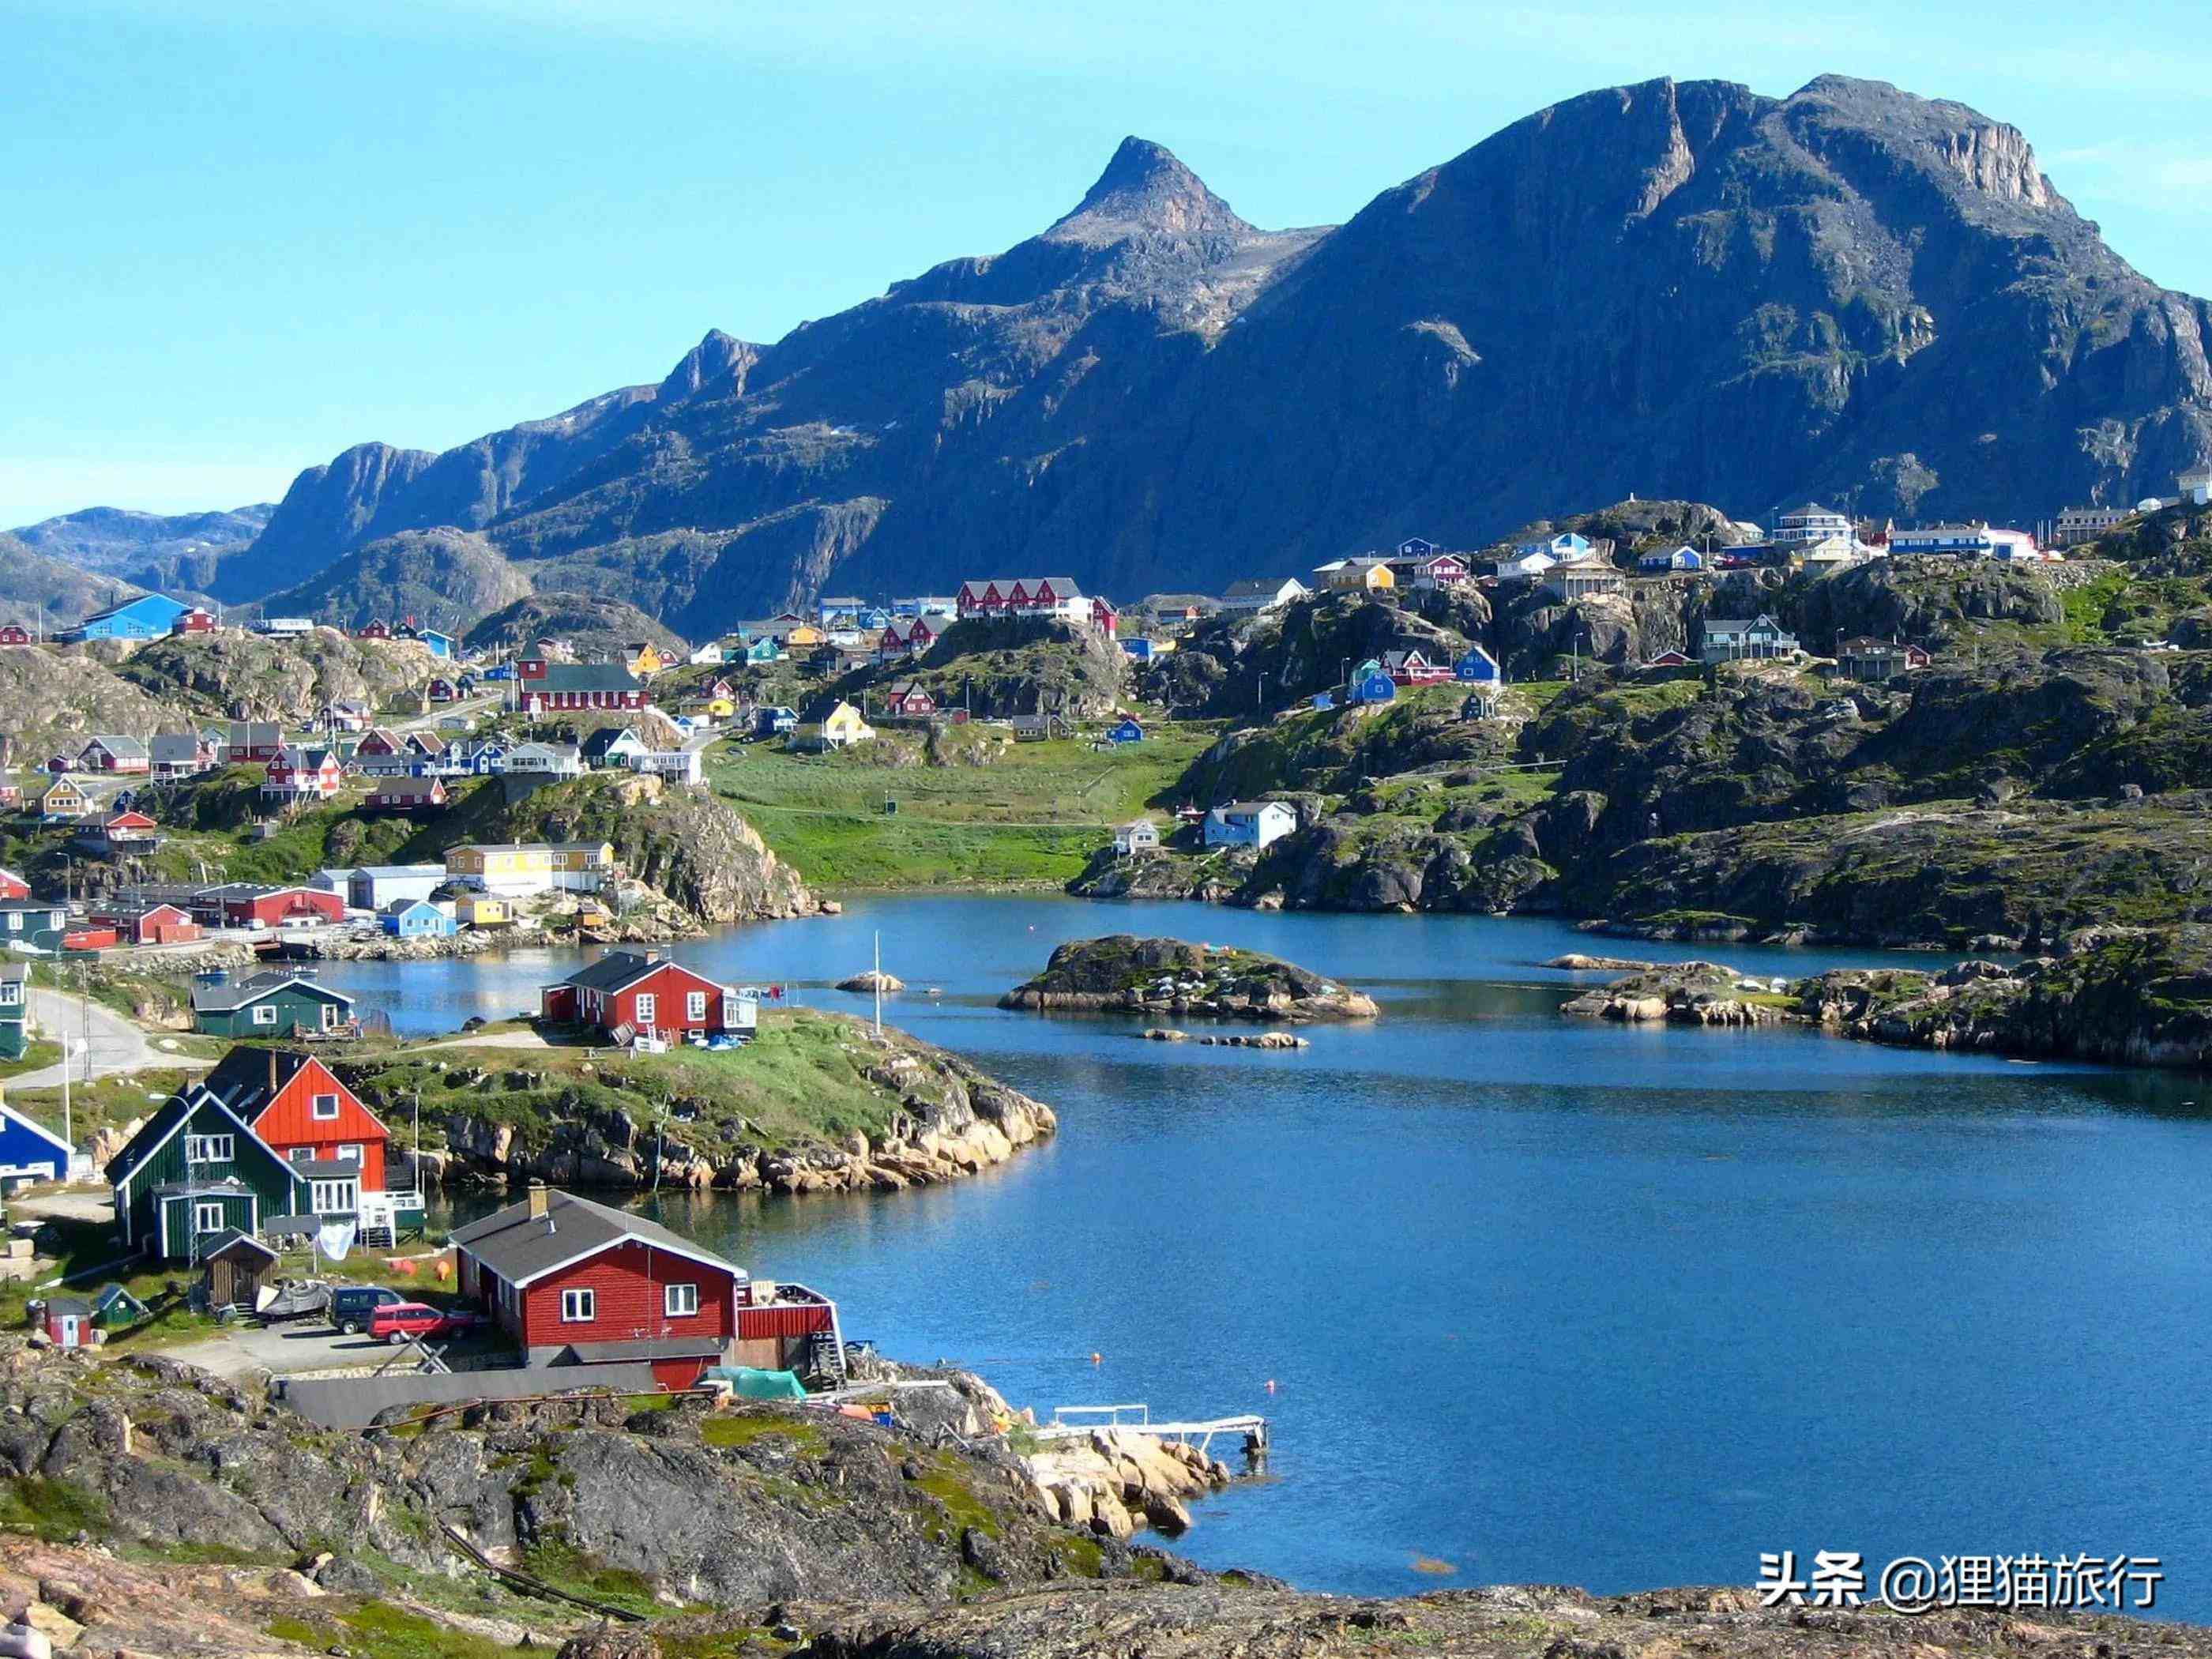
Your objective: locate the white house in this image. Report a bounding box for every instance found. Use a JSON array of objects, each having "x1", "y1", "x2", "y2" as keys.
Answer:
[
  {"x1": 1203, "y1": 800, "x2": 1296, "y2": 851},
  {"x1": 1494, "y1": 549, "x2": 1558, "y2": 582},
  {"x1": 507, "y1": 741, "x2": 585, "y2": 778},
  {"x1": 1888, "y1": 523, "x2": 2038, "y2": 560},
  {"x1": 2178, "y1": 465, "x2": 2212, "y2": 507},
  {"x1": 1774, "y1": 503, "x2": 1854, "y2": 547},
  {"x1": 632, "y1": 749, "x2": 705, "y2": 786},
  {"x1": 1219, "y1": 577, "x2": 1309, "y2": 615},
  {"x1": 1112, "y1": 818, "x2": 1161, "y2": 856},
  {"x1": 346, "y1": 864, "x2": 447, "y2": 911}
]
